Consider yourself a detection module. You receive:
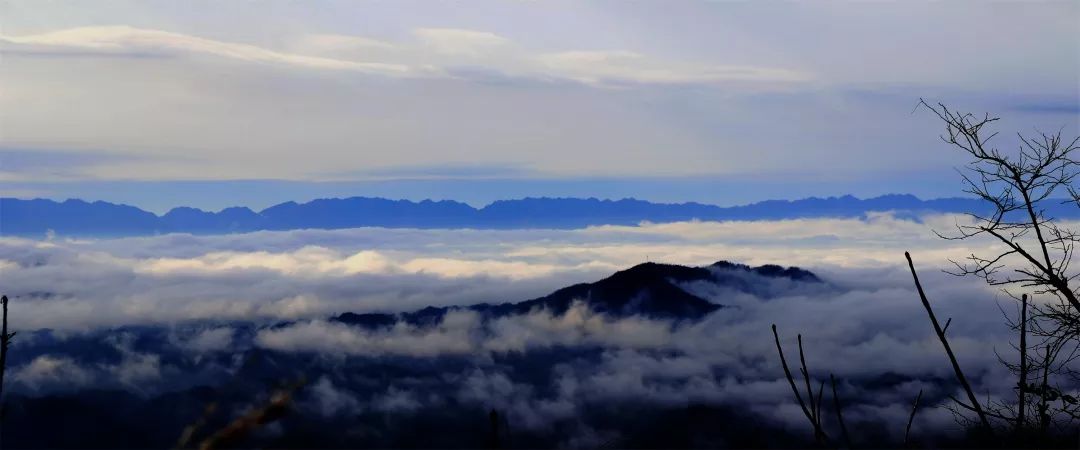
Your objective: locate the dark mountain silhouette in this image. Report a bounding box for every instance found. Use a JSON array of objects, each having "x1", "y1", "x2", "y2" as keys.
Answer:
[
  {"x1": 506, "y1": 262, "x2": 722, "y2": 318},
  {"x1": 1, "y1": 193, "x2": 1047, "y2": 237},
  {"x1": 333, "y1": 260, "x2": 821, "y2": 326}
]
